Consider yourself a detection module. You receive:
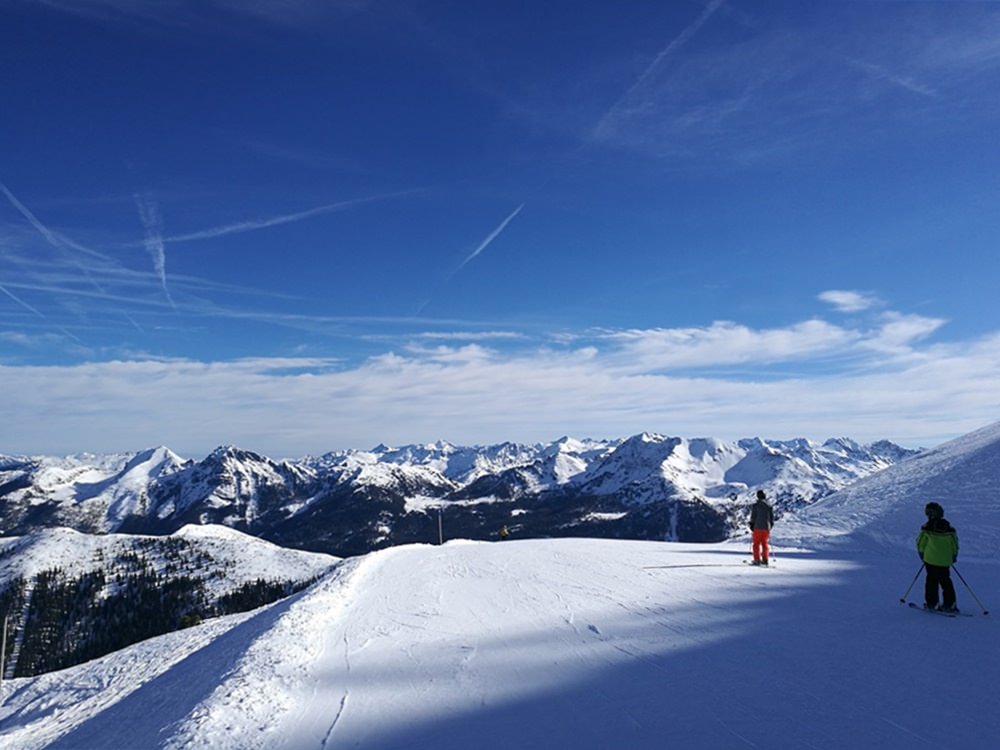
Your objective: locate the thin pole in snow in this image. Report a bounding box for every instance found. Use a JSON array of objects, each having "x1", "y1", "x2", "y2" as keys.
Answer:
[
  {"x1": 952, "y1": 565, "x2": 990, "y2": 615},
  {"x1": 899, "y1": 563, "x2": 925, "y2": 603},
  {"x1": 438, "y1": 508, "x2": 444, "y2": 545},
  {"x1": 1, "y1": 614, "x2": 7, "y2": 704}
]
